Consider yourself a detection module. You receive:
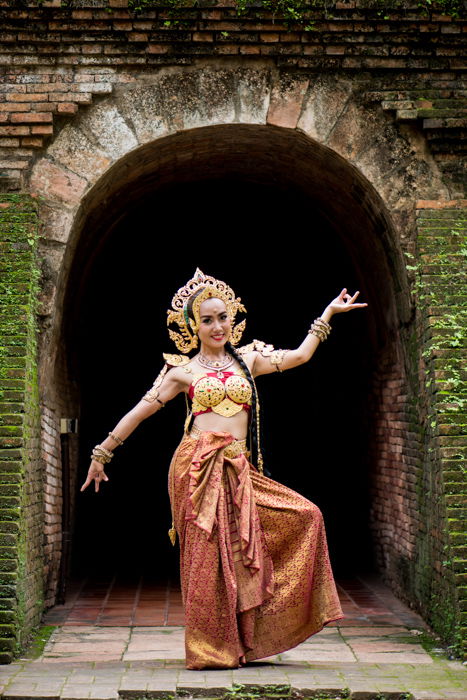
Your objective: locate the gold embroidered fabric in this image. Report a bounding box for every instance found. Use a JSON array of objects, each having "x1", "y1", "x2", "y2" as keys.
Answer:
[
  {"x1": 190, "y1": 371, "x2": 252, "y2": 417},
  {"x1": 168, "y1": 429, "x2": 344, "y2": 670},
  {"x1": 190, "y1": 426, "x2": 249, "y2": 459}
]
